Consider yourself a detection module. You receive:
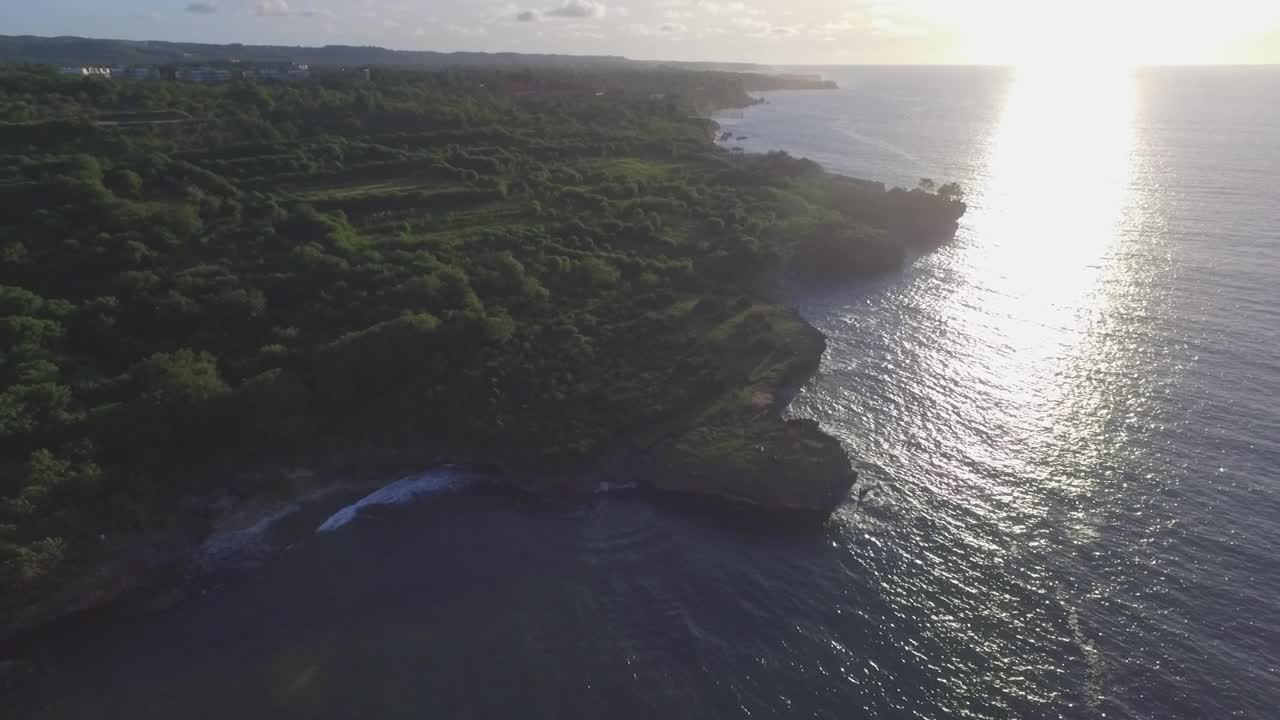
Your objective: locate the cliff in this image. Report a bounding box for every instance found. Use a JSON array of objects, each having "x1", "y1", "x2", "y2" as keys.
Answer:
[{"x1": 642, "y1": 312, "x2": 852, "y2": 514}]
